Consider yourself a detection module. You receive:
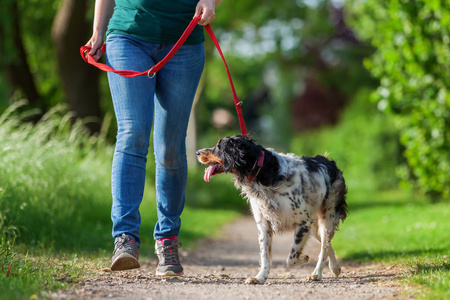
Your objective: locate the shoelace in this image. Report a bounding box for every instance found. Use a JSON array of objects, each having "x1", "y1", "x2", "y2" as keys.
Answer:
[
  {"x1": 114, "y1": 234, "x2": 133, "y2": 253},
  {"x1": 157, "y1": 241, "x2": 182, "y2": 265}
]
